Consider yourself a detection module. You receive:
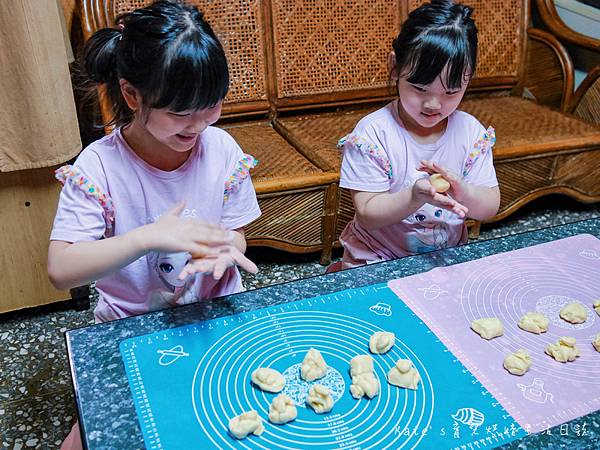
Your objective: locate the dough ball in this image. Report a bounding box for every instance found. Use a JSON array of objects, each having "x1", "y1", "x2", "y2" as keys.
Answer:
[
  {"x1": 306, "y1": 384, "x2": 334, "y2": 414},
  {"x1": 592, "y1": 334, "x2": 600, "y2": 353},
  {"x1": 349, "y1": 354, "x2": 373, "y2": 377},
  {"x1": 560, "y1": 302, "x2": 587, "y2": 324},
  {"x1": 471, "y1": 317, "x2": 504, "y2": 340},
  {"x1": 228, "y1": 410, "x2": 264, "y2": 439},
  {"x1": 251, "y1": 367, "x2": 285, "y2": 393},
  {"x1": 301, "y1": 348, "x2": 328, "y2": 382},
  {"x1": 349, "y1": 355, "x2": 379, "y2": 399},
  {"x1": 369, "y1": 331, "x2": 395, "y2": 354},
  {"x1": 429, "y1": 173, "x2": 450, "y2": 193},
  {"x1": 593, "y1": 300, "x2": 600, "y2": 316},
  {"x1": 387, "y1": 359, "x2": 420, "y2": 390},
  {"x1": 545, "y1": 336, "x2": 580, "y2": 363},
  {"x1": 518, "y1": 312, "x2": 549, "y2": 334},
  {"x1": 503, "y1": 349, "x2": 532, "y2": 376},
  {"x1": 268, "y1": 394, "x2": 297, "y2": 424}
]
